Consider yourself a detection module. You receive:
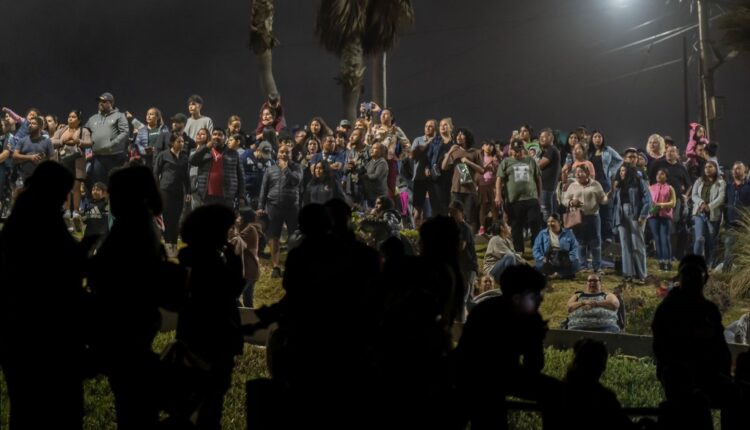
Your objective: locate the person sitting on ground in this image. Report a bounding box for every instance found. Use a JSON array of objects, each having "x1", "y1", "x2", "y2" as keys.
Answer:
[
  {"x1": 724, "y1": 312, "x2": 750, "y2": 345},
  {"x1": 467, "y1": 274, "x2": 502, "y2": 313},
  {"x1": 566, "y1": 274, "x2": 621, "y2": 333},
  {"x1": 560, "y1": 338, "x2": 634, "y2": 430},
  {"x1": 533, "y1": 214, "x2": 581, "y2": 279},
  {"x1": 482, "y1": 219, "x2": 526, "y2": 282}
]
